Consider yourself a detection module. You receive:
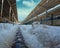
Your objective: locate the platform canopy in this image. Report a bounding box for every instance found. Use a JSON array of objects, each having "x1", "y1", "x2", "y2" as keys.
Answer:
[
  {"x1": 23, "y1": 0, "x2": 60, "y2": 23},
  {"x1": 8, "y1": 0, "x2": 18, "y2": 20}
]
